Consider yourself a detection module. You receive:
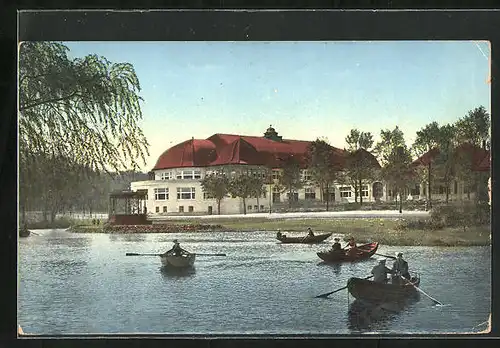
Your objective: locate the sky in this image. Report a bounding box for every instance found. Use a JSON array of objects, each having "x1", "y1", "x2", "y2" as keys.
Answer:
[{"x1": 64, "y1": 41, "x2": 490, "y2": 171}]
